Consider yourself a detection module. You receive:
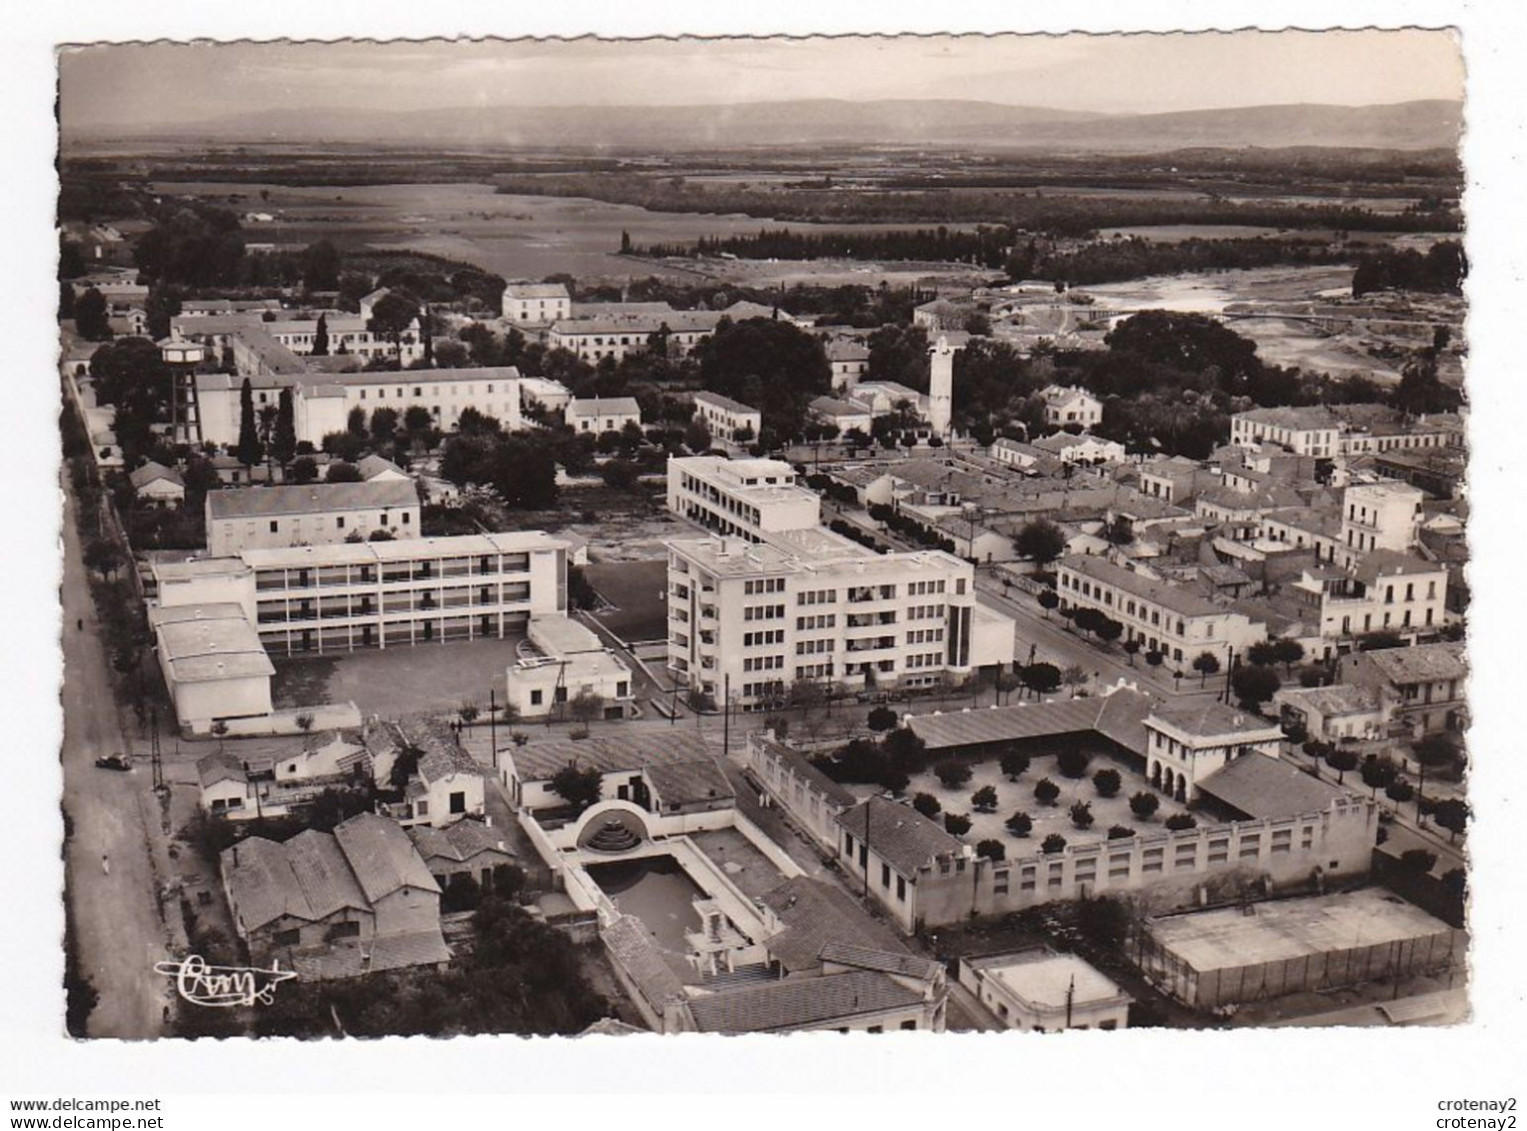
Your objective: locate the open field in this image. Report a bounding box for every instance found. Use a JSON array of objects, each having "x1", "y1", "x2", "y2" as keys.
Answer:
[{"x1": 150, "y1": 180, "x2": 988, "y2": 283}]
